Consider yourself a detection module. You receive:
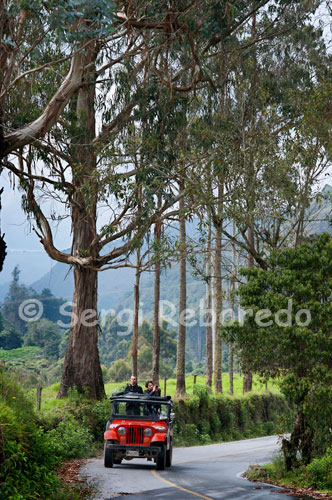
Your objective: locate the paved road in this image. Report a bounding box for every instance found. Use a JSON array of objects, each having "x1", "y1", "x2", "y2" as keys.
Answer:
[{"x1": 80, "y1": 435, "x2": 308, "y2": 500}]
